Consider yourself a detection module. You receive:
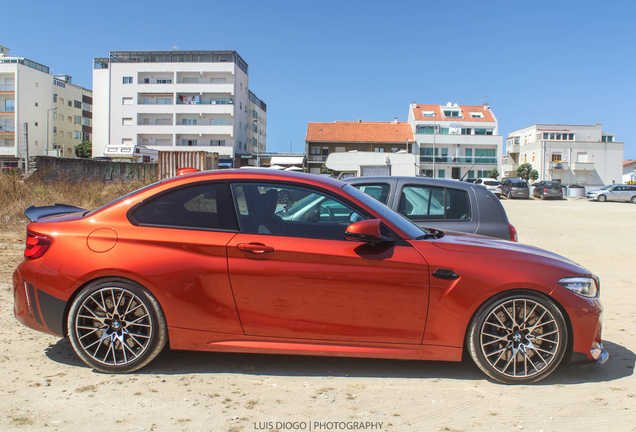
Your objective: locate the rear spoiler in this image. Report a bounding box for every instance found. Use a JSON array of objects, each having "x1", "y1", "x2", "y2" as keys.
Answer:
[{"x1": 24, "y1": 204, "x2": 87, "y2": 222}]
